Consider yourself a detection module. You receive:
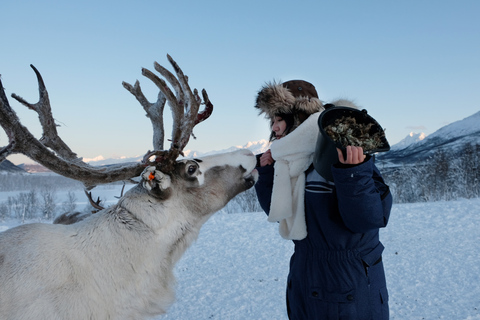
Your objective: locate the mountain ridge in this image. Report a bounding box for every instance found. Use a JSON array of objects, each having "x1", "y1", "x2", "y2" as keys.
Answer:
[{"x1": 377, "y1": 111, "x2": 480, "y2": 166}]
